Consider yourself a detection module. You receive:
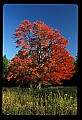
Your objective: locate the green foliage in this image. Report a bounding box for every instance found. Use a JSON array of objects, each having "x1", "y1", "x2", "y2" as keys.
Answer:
[
  {"x1": 2, "y1": 86, "x2": 77, "y2": 115},
  {"x1": 3, "y1": 55, "x2": 10, "y2": 79},
  {"x1": 72, "y1": 54, "x2": 78, "y2": 79},
  {"x1": 75, "y1": 54, "x2": 78, "y2": 73}
]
